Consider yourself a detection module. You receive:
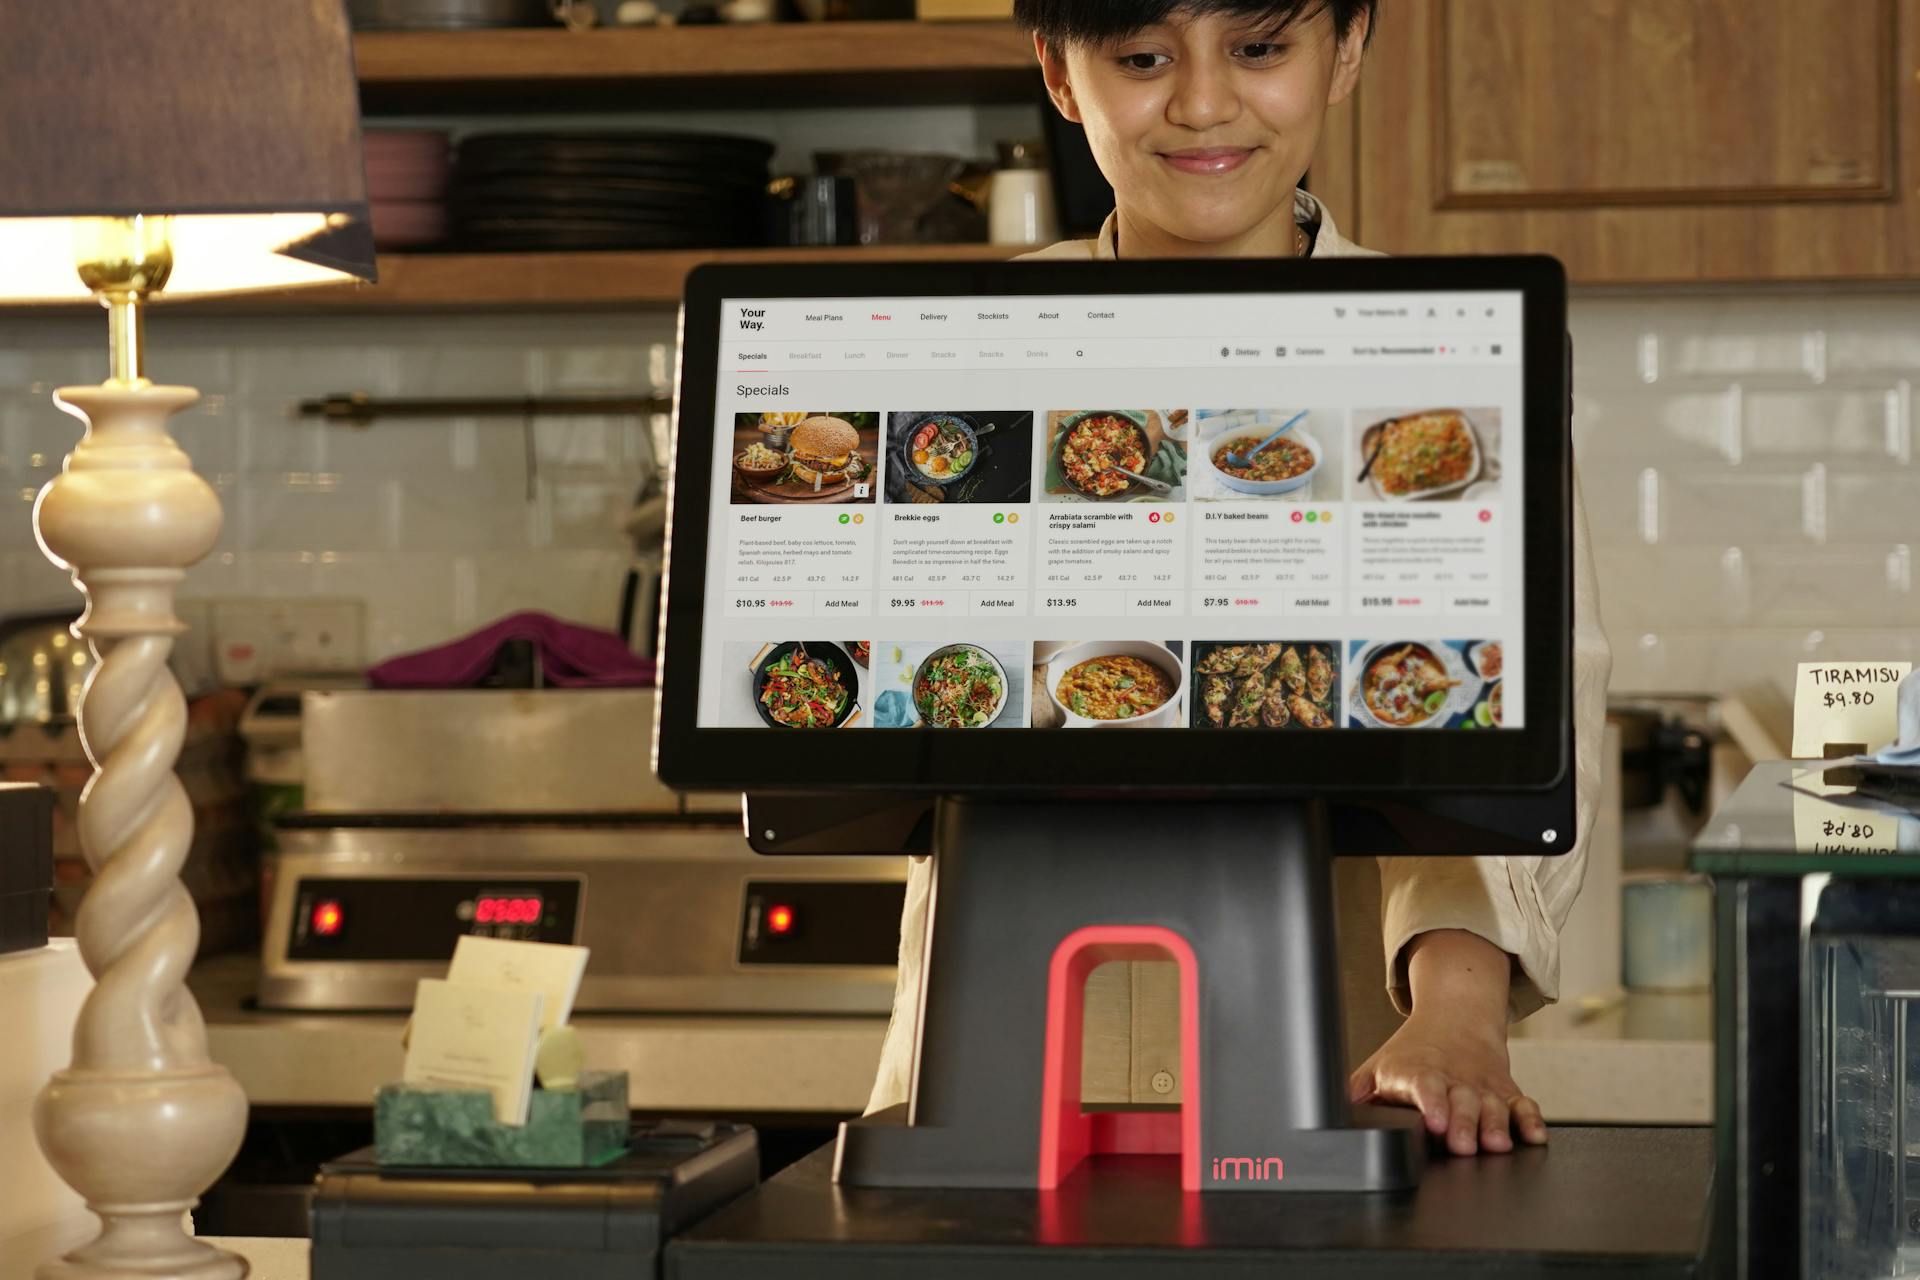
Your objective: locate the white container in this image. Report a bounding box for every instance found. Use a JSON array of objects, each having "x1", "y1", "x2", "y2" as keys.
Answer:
[
  {"x1": 1622, "y1": 872, "x2": 1713, "y2": 992},
  {"x1": 989, "y1": 143, "x2": 1058, "y2": 247}
]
